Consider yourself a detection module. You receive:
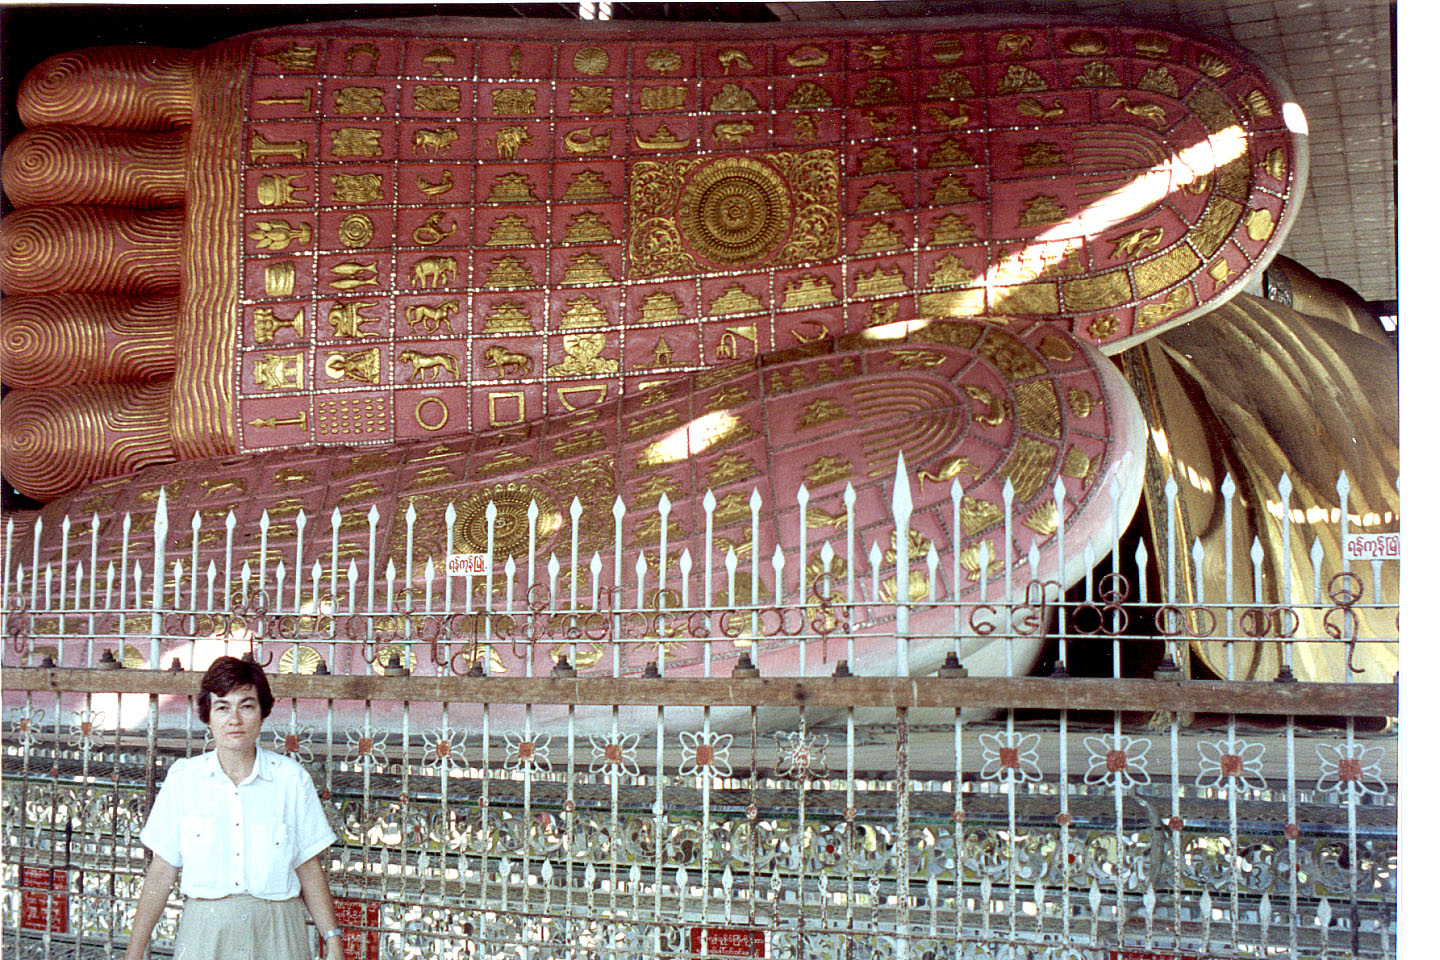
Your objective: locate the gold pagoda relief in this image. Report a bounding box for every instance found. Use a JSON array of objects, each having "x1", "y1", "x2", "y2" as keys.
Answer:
[
  {"x1": 708, "y1": 283, "x2": 764, "y2": 316},
  {"x1": 560, "y1": 294, "x2": 609, "y2": 328},
  {"x1": 485, "y1": 172, "x2": 540, "y2": 203},
  {"x1": 481, "y1": 299, "x2": 536, "y2": 333},
  {"x1": 629, "y1": 150, "x2": 839, "y2": 279},
  {"x1": 483, "y1": 214, "x2": 538, "y2": 247},
  {"x1": 637, "y1": 291, "x2": 686, "y2": 324}
]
